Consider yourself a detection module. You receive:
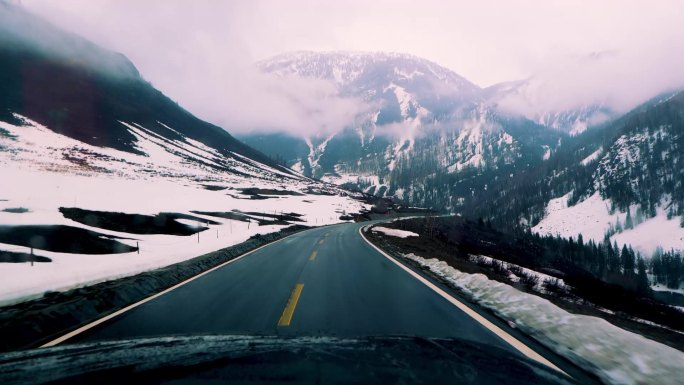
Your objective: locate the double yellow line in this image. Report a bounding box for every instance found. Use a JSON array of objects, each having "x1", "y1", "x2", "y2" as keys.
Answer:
[
  {"x1": 277, "y1": 283, "x2": 304, "y2": 326},
  {"x1": 278, "y1": 234, "x2": 328, "y2": 327}
]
